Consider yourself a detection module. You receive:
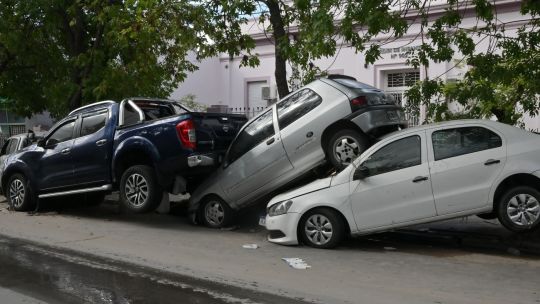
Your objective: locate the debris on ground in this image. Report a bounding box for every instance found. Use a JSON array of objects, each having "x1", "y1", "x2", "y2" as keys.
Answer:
[
  {"x1": 384, "y1": 247, "x2": 397, "y2": 251},
  {"x1": 507, "y1": 247, "x2": 521, "y2": 256},
  {"x1": 242, "y1": 244, "x2": 259, "y2": 249},
  {"x1": 282, "y1": 258, "x2": 311, "y2": 270}
]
